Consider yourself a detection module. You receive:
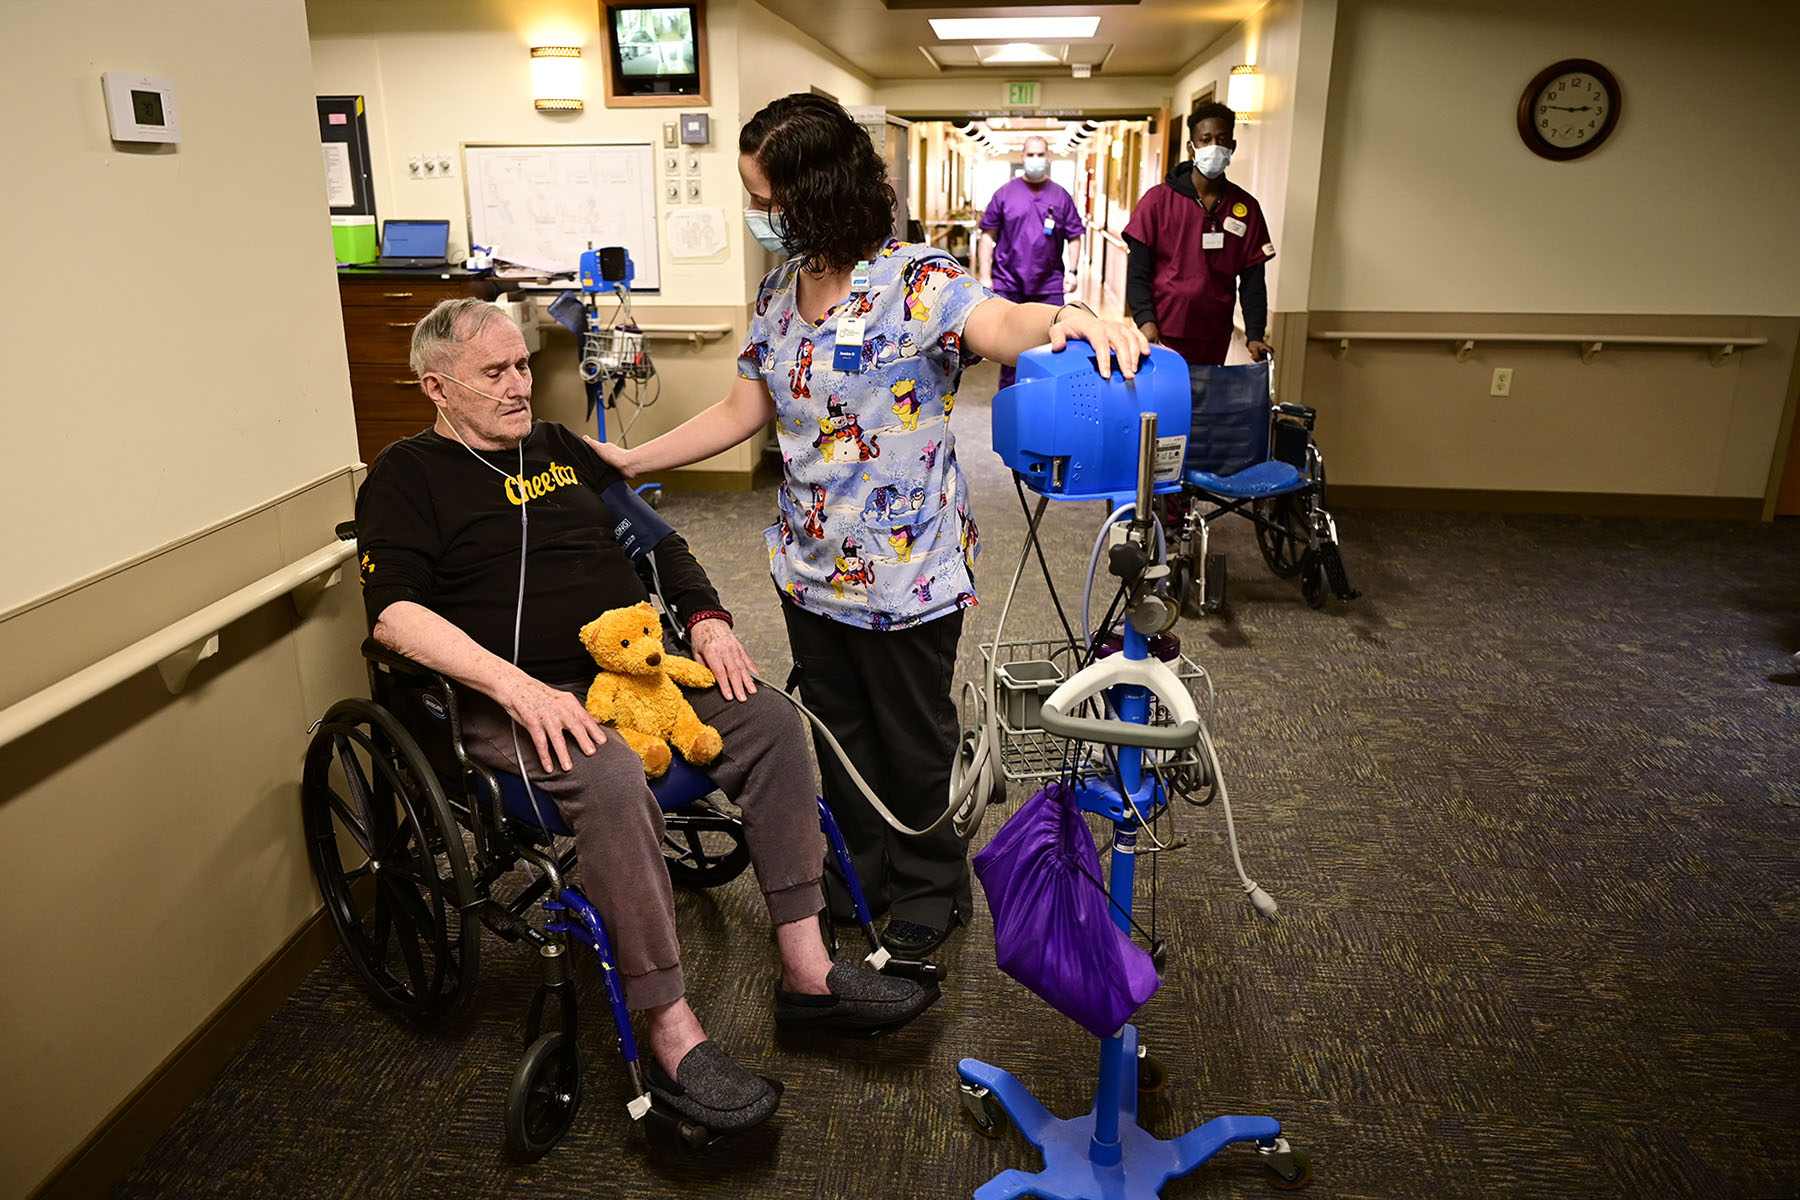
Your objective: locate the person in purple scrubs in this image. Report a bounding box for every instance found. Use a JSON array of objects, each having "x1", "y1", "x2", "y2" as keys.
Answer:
[{"x1": 977, "y1": 135, "x2": 1087, "y2": 389}]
